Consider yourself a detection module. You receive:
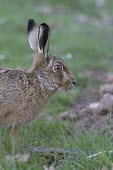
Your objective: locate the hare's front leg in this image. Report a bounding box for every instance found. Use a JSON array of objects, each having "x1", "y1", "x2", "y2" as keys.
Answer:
[{"x1": 9, "y1": 128, "x2": 21, "y2": 152}]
